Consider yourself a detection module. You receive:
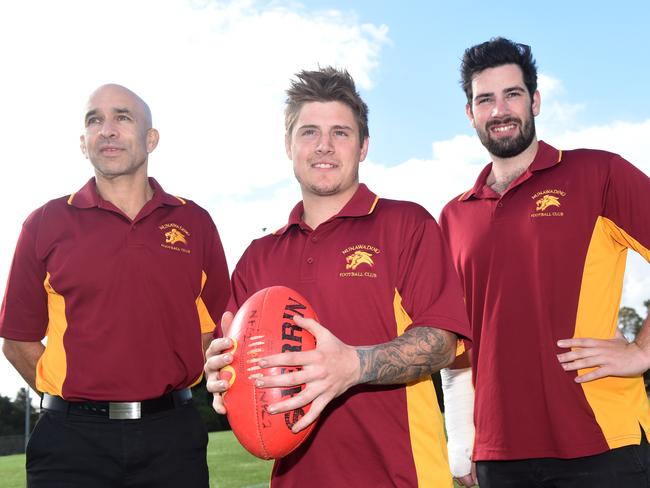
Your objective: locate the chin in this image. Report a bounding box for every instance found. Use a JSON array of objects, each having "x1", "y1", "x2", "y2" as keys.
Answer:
[{"x1": 309, "y1": 185, "x2": 341, "y2": 196}]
